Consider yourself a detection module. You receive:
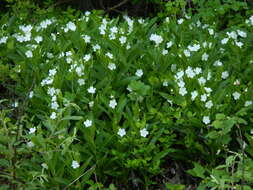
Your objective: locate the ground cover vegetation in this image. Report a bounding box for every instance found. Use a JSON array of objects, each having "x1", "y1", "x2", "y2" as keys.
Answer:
[{"x1": 0, "y1": 0, "x2": 253, "y2": 189}]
